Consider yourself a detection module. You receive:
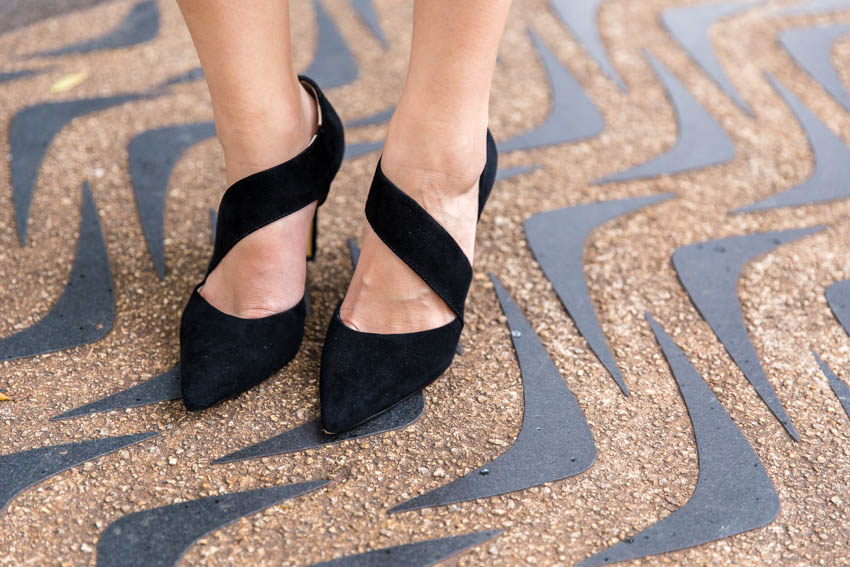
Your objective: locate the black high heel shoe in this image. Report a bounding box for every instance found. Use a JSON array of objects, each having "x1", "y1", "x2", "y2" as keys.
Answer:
[
  {"x1": 180, "y1": 76, "x2": 344, "y2": 412},
  {"x1": 319, "y1": 130, "x2": 498, "y2": 433}
]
